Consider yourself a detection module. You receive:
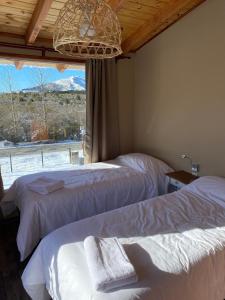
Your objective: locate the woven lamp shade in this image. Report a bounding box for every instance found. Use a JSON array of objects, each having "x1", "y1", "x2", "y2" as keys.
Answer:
[{"x1": 53, "y1": 0, "x2": 122, "y2": 59}]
